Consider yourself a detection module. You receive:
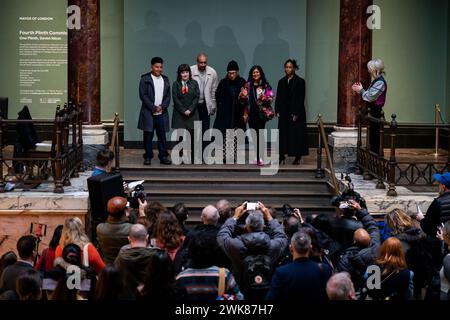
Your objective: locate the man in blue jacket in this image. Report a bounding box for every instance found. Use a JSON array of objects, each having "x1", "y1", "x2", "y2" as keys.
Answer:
[
  {"x1": 265, "y1": 231, "x2": 332, "y2": 301},
  {"x1": 138, "y1": 57, "x2": 172, "y2": 165}
]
